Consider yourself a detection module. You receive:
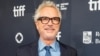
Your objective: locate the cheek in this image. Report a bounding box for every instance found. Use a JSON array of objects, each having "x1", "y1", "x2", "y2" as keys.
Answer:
[
  {"x1": 55, "y1": 25, "x2": 60, "y2": 30},
  {"x1": 36, "y1": 22, "x2": 45, "y2": 31}
]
